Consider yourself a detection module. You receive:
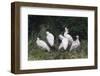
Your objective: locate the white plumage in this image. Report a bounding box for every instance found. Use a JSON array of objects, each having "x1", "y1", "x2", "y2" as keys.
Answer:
[
  {"x1": 65, "y1": 27, "x2": 69, "y2": 33},
  {"x1": 36, "y1": 37, "x2": 50, "y2": 52},
  {"x1": 70, "y1": 35, "x2": 80, "y2": 51},
  {"x1": 64, "y1": 27, "x2": 73, "y2": 44},
  {"x1": 46, "y1": 31, "x2": 54, "y2": 46},
  {"x1": 58, "y1": 34, "x2": 69, "y2": 50},
  {"x1": 59, "y1": 34, "x2": 64, "y2": 40}
]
